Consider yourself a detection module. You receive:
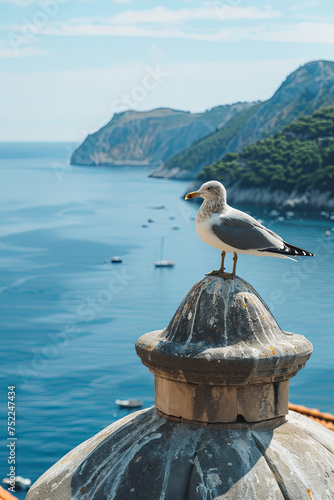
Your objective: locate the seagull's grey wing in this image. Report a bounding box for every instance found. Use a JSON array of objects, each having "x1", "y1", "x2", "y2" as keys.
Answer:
[{"x1": 211, "y1": 210, "x2": 283, "y2": 251}]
